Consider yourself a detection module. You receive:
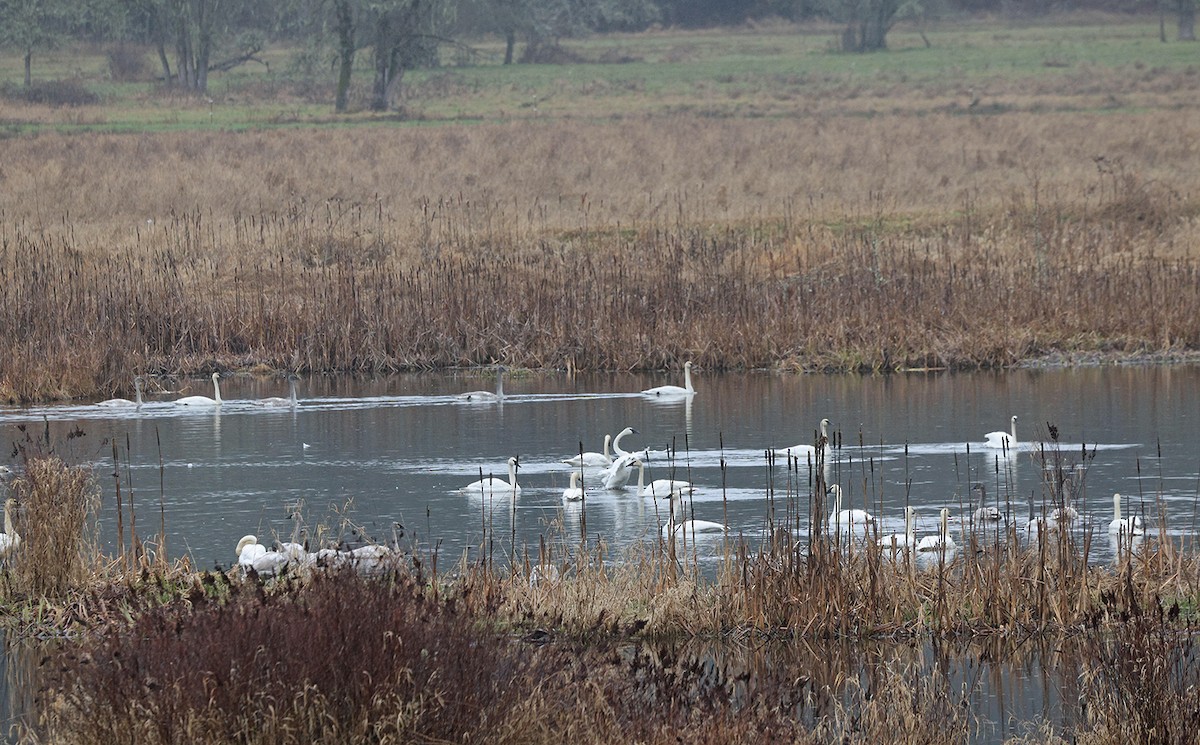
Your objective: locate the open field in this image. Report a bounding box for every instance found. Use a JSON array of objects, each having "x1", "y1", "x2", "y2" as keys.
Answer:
[{"x1": 1, "y1": 17, "x2": 1199, "y2": 402}]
